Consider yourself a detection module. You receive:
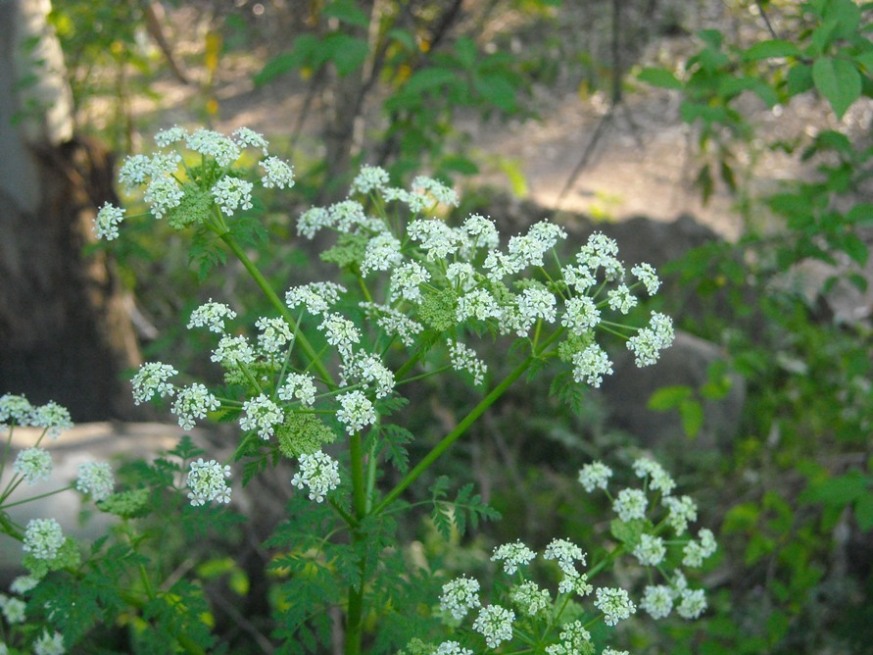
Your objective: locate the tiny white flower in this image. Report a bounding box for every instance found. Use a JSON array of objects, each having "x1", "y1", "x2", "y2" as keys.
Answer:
[
  {"x1": 188, "y1": 300, "x2": 237, "y2": 333},
  {"x1": 389, "y1": 261, "x2": 430, "y2": 303},
  {"x1": 578, "y1": 461, "x2": 613, "y2": 492},
  {"x1": 492, "y1": 541, "x2": 536, "y2": 575},
  {"x1": 240, "y1": 394, "x2": 284, "y2": 440},
  {"x1": 171, "y1": 383, "x2": 220, "y2": 430},
  {"x1": 472, "y1": 605, "x2": 515, "y2": 648},
  {"x1": 510, "y1": 581, "x2": 550, "y2": 616},
  {"x1": 154, "y1": 125, "x2": 188, "y2": 147},
  {"x1": 632, "y1": 262, "x2": 661, "y2": 295},
  {"x1": 641, "y1": 584, "x2": 674, "y2": 619},
  {"x1": 255, "y1": 316, "x2": 294, "y2": 353},
  {"x1": 571, "y1": 343, "x2": 613, "y2": 388},
  {"x1": 31, "y1": 402, "x2": 72, "y2": 439},
  {"x1": 613, "y1": 488, "x2": 648, "y2": 522},
  {"x1": 663, "y1": 494, "x2": 698, "y2": 535},
  {"x1": 187, "y1": 458, "x2": 232, "y2": 506},
  {"x1": 543, "y1": 538, "x2": 586, "y2": 577},
  {"x1": 259, "y1": 156, "x2": 295, "y2": 189},
  {"x1": 607, "y1": 284, "x2": 637, "y2": 314},
  {"x1": 22, "y1": 518, "x2": 65, "y2": 560},
  {"x1": 94, "y1": 203, "x2": 126, "y2": 240},
  {"x1": 0, "y1": 596, "x2": 25, "y2": 624},
  {"x1": 232, "y1": 126, "x2": 270, "y2": 153},
  {"x1": 632, "y1": 457, "x2": 676, "y2": 496},
  {"x1": 291, "y1": 451, "x2": 341, "y2": 502},
  {"x1": 633, "y1": 533, "x2": 666, "y2": 566},
  {"x1": 456, "y1": 288, "x2": 502, "y2": 322},
  {"x1": 13, "y1": 448, "x2": 53, "y2": 484},
  {"x1": 131, "y1": 362, "x2": 178, "y2": 405},
  {"x1": 361, "y1": 233, "x2": 403, "y2": 276},
  {"x1": 212, "y1": 176, "x2": 254, "y2": 216},
  {"x1": 435, "y1": 642, "x2": 472, "y2": 655},
  {"x1": 0, "y1": 393, "x2": 34, "y2": 425},
  {"x1": 335, "y1": 390, "x2": 376, "y2": 434},
  {"x1": 447, "y1": 340, "x2": 487, "y2": 386},
  {"x1": 561, "y1": 296, "x2": 600, "y2": 335},
  {"x1": 408, "y1": 218, "x2": 462, "y2": 260},
  {"x1": 683, "y1": 528, "x2": 718, "y2": 567},
  {"x1": 594, "y1": 587, "x2": 636, "y2": 626},
  {"x1": 439, "y1": 576, "x2": 480, "y2": 621},
  {"x1": 211, "y1": 334, "x2": 256, "y2": 367},
  {"x1": 76, "y1": 461, "x2": 115, "y2": 501},
  {"x1": 278, "y1": 372, "x2": 318, "y2": 406},
  {"x1": 319, "y1": 313, "x2": 361, "y2": 358},
  {"x1": 676, "y1": 588, "x2": 707, "y2": 619},
  {"x1": 186, "y1": 128, "x2": 241, "y2": 167},
  {"x1": 10, "y1": 575, "x2": 40, "y2": 594},
  {"x1": 143, "y1": 175, "x2": 184, "y2": 219},
  {"x1": 34, "y1": 630, "x2": 65, "y2": 655},
  {"x1": 544, "y1": 620, "x2": 591, "y2": 655},
  {"x1": 285, "y1": 281, "x2": 346, "y2": 316},
  {"x1": 350, "y1": 165, "x2": 390, "y2": 195}
]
